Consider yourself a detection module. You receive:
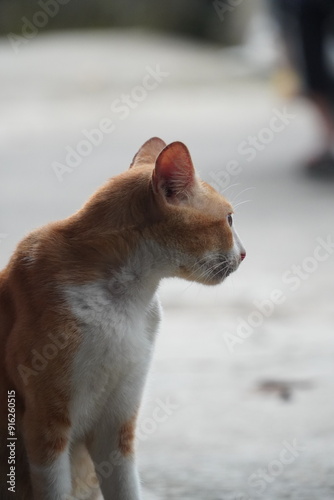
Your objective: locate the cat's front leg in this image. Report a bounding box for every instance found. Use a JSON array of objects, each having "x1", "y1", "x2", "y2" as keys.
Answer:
[
  {"x1": 23, "y1": 408, "x2": 72, "y2": 500},
  {"x1": 87, "y1": 413, "x2": 141, "y2": 500}
]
